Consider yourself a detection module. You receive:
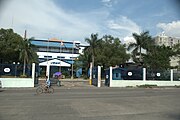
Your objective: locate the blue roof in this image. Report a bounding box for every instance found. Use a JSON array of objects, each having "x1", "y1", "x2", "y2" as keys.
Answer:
[
  {"x1": 64, "y1": 60, "x2": 74, "y2": 64},
  {"x1": 31, "y1": 40, "x2": 76, "y2": 48}
]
